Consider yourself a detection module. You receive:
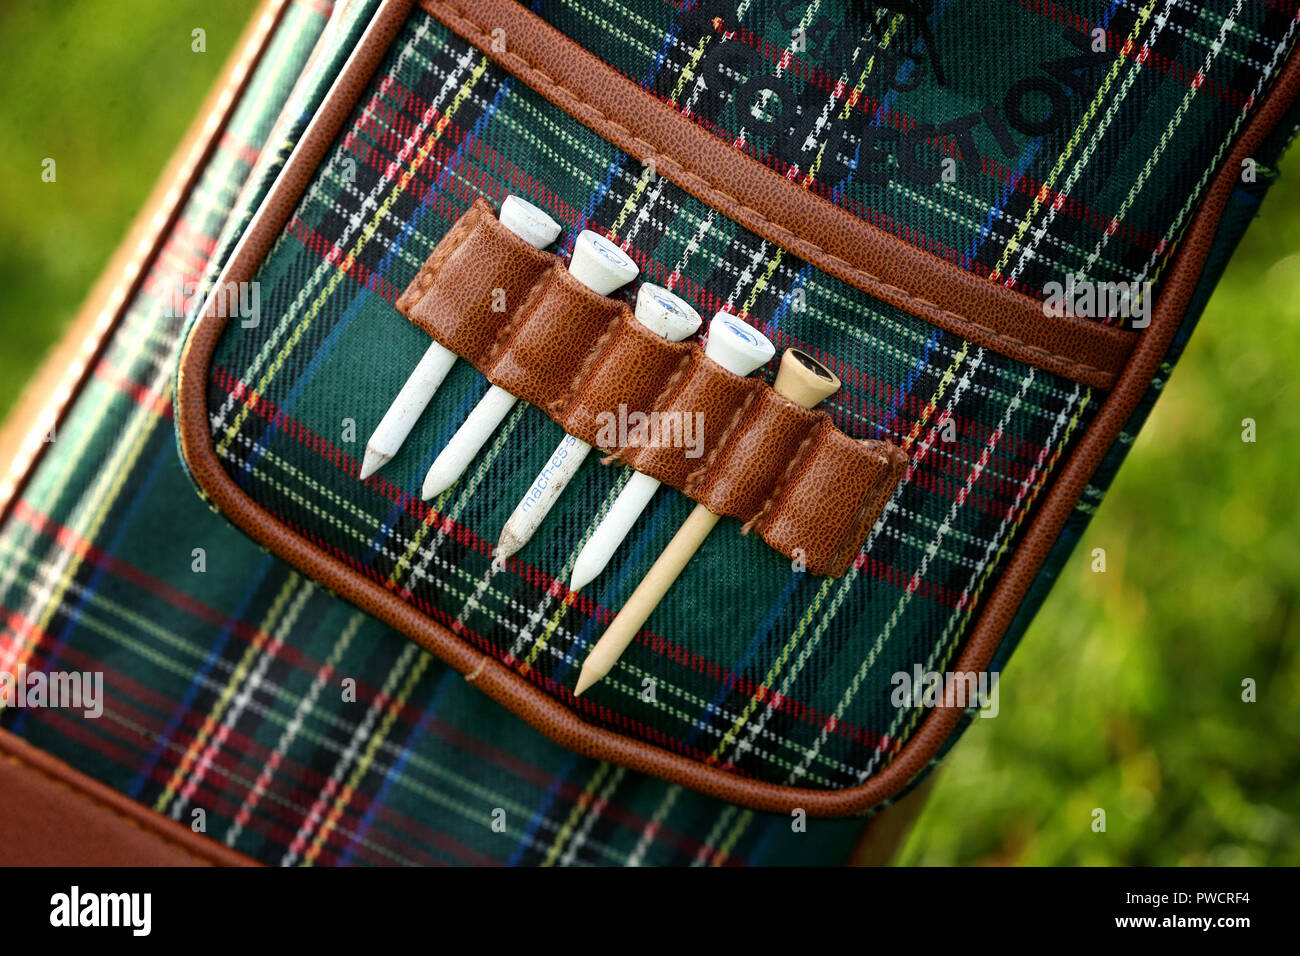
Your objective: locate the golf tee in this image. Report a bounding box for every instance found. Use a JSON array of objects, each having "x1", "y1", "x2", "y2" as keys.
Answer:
[
  {"x1": 568, "y1": 311, "x2": 776, "y2": 591},
  {"x1": 493, "y1": 284, "x2": 701, "y2": 565},
  {"x1": 361, "y1": 195, "x2": 561, "y2": 480},
  {"x1": 421, "y1": 229, "x2": 639, "y2": 499},
  {"x1": 575, "y1": 347, "x2": 841, "y2": 694}
]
